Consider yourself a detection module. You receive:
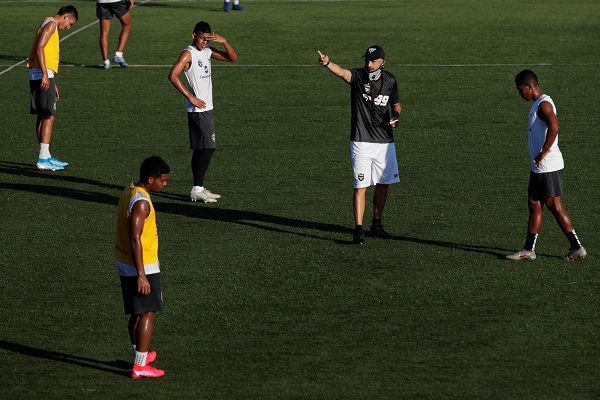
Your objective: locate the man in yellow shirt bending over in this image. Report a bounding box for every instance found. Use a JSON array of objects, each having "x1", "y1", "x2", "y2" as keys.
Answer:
[{"x1": 27, "y1": 5, "x2": 78, "y2": 171}]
